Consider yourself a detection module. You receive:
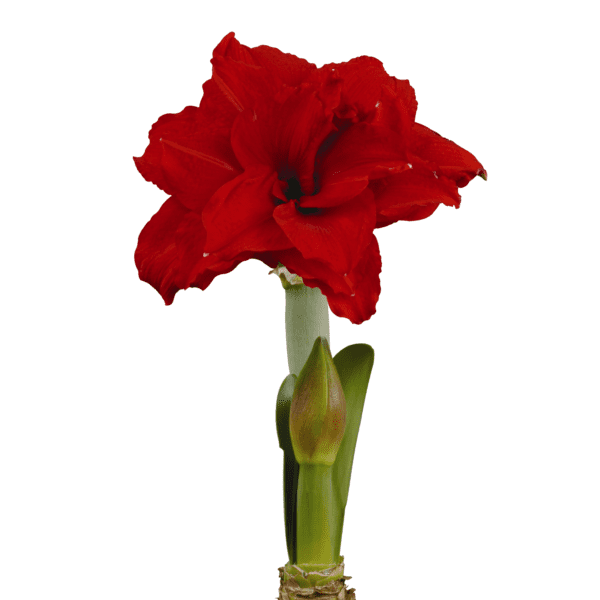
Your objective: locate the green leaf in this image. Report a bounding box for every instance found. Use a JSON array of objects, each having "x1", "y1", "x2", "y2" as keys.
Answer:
[
  {"x1": 331, "y1": 343, "x2": 375, "y2": 560},
  {"x1": 276, "y1": 374, "x2": 298, "y2": 564}
]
